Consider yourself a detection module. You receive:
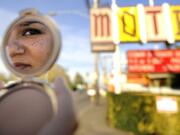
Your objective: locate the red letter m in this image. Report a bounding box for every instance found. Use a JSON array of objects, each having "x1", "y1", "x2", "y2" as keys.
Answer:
[{"x1": 92, "y1": 13, "x2": 111, "y2": 38}]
